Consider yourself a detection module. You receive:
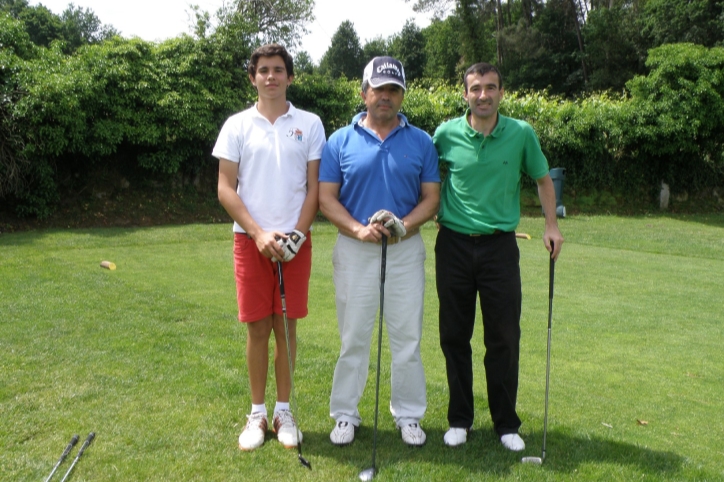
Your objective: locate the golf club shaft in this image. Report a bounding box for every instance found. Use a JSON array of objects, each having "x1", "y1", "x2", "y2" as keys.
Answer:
[
  {"x1": 45, "y1": 435, "x2": 79, "y2": 482},
  {"x1": 60, "y1": 432, "x2": 94, "y2": 482},
  {"x1": 277, "y1": 261, "x2": 311, "y2": 469},
  {"x1": 542, "y1": 242, "x2": 555, "y2": 461},
  {"x1": 371, "y1": 235, "x2": 387, "y2": 471}
]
